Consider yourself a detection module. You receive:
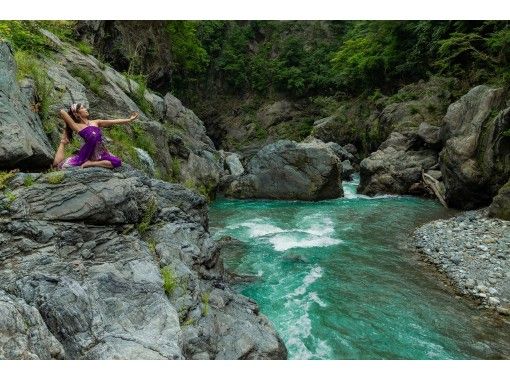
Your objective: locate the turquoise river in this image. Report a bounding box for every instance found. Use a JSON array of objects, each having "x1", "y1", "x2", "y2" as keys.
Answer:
[{"x1": 208, "y1": 175, "x2": 510, "y2": 359}]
